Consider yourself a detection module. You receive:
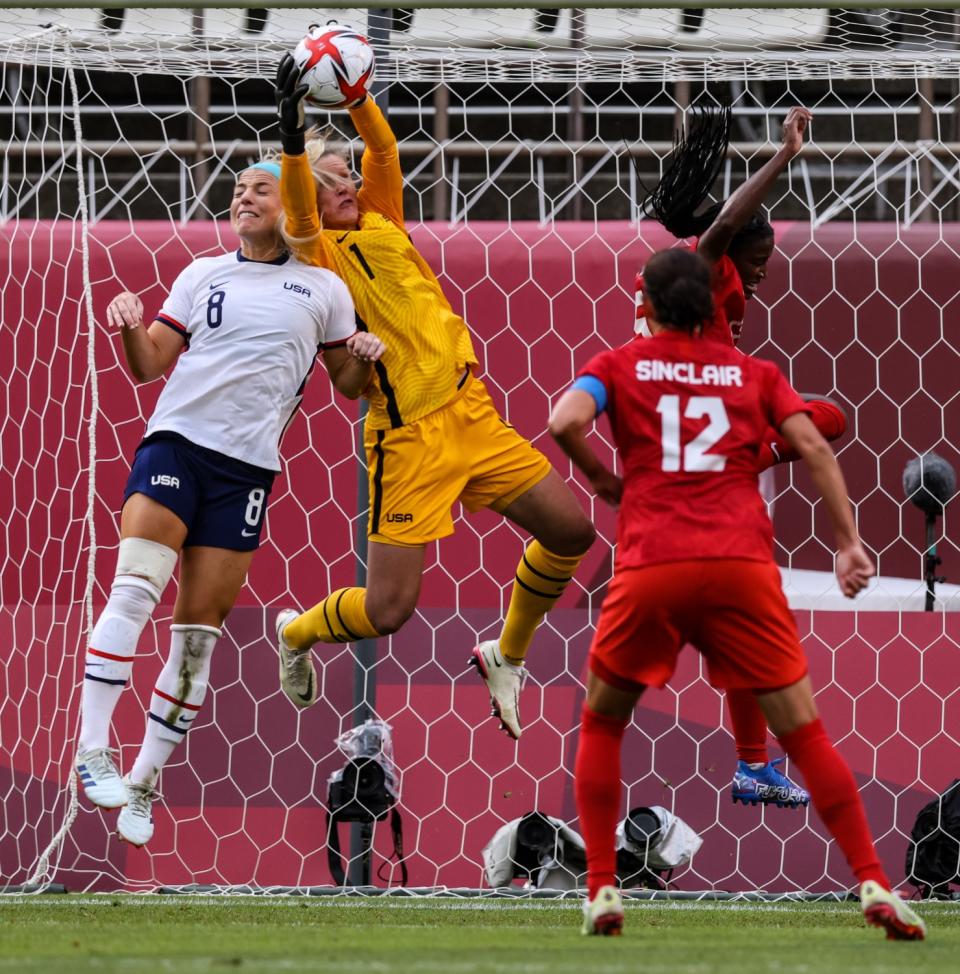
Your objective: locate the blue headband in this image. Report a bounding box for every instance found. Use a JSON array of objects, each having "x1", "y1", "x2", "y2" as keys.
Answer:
[{"x1": 247, "y1": 161, "x2": 281, "y2": 181}]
